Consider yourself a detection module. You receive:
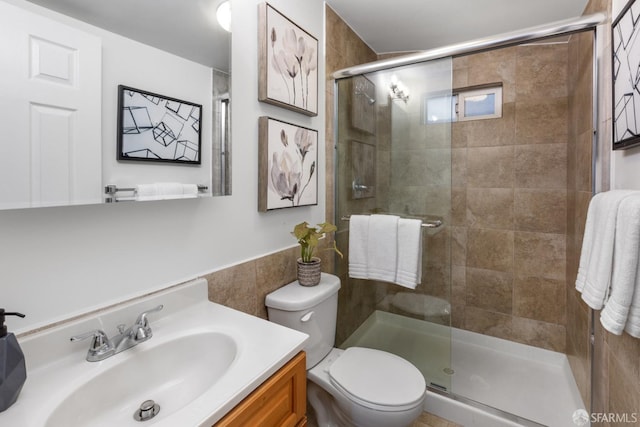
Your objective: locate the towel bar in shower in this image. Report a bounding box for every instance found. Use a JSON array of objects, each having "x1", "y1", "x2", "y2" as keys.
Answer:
[{"x1": 340, "y1": 215, "x2": 443, "y2": 229}]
